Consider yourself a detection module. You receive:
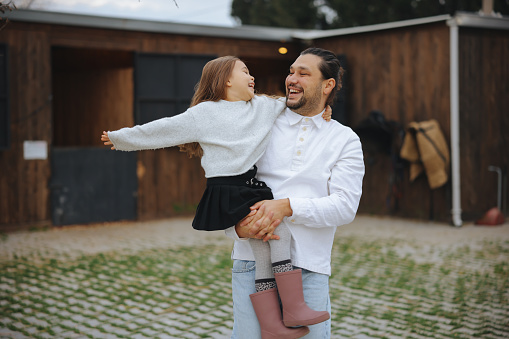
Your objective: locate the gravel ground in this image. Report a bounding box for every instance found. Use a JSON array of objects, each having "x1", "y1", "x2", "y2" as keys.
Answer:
[{"x1": 1, "y1": 215, "x2": 508, "y2": 338}]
